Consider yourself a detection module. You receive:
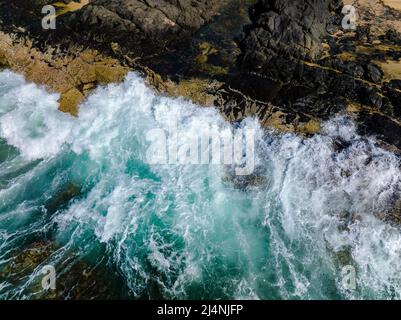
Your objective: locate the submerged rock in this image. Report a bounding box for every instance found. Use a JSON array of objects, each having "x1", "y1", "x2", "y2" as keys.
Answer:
[
  {"x1": 0, "y1": 240, "x2": 129, "y2": 299},
  {"x1": 0, "y1": 241, "x2": 54, "y2": 285},
  {"x1": 381, "y1": 198, "x2": 401, "y2": 226}
]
